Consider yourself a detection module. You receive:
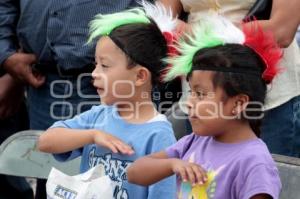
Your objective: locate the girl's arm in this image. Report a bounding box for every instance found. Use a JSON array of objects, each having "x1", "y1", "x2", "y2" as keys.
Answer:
[
  {"x1": 127, "y1": 151, "x2": 207, "y2": 186},
  {"x1": 38, "y1": 128, "x2": 134, "y2": 155},
  {"x1": 246, "y1": 0, "x2": 300, "y2": 47}
]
